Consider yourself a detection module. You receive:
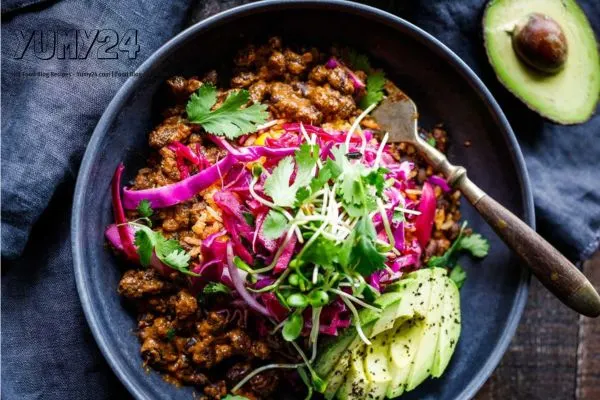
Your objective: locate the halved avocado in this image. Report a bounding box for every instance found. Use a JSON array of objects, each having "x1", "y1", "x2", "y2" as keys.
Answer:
[{"x1": 484, "y1": 0, "x2": 600, "y2": 124}]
